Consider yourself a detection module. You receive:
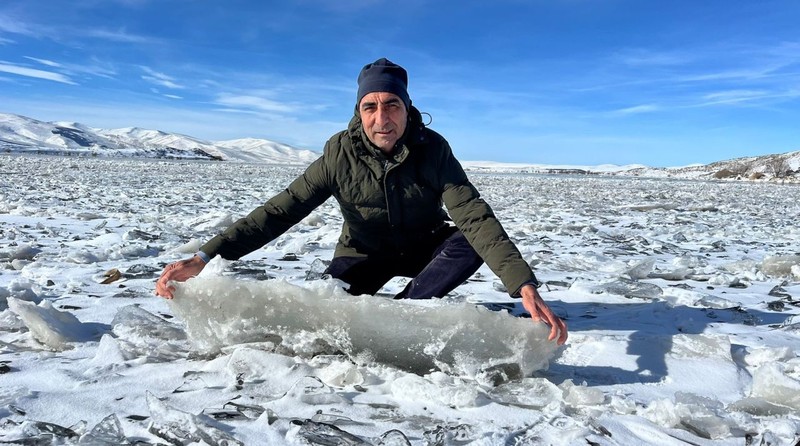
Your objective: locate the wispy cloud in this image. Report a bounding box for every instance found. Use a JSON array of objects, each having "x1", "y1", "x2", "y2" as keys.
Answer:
[
  {"x1": 141, "y1": 66, "x2": 183, "y2": 89},
  {"x1": 1, "y1": 12, "x2": 157, "y2": 44},
  {"x1": 215, "y1": 93, "x2": 296, "y2": 114},
  {"x1": 150, "y1": 87, "x2": 183, "y2": 100},
  {"x1": 613, "y1": 104, "x2": 661, "y2": 115},
  {"x1": 615, "y1": 48, "x2": 694, "y2": 67},
  {"x1": 24, "y1": 56, "x2": 61, "y2": 67},
  {"x1": 20, "y1": 55, "x2": 117, "y2": 79},
  {"x1": 0, "y1": 62, "x2": 76, "y2": 84},
  {"x1": 63, "y1": 58, "x2": 117, "y2": 79},
  {"x1": 85, "y1": 28, "x2": 156, "y2": 44},
  {"x1": 604, "y1": 41, "x2": 800, "y2": 89},
  {"x1": 0, "y1": 14, "x2": 40, "y2": 37},
  {"x1": 703, "y1": 90, "x2": 768, "y2": 102},
  {"x1": 690, "y1": 88, "x2": 800, "y2": 107}
]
